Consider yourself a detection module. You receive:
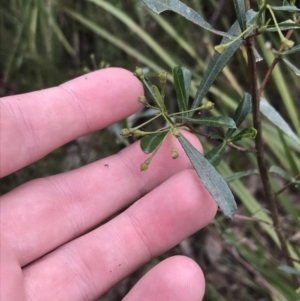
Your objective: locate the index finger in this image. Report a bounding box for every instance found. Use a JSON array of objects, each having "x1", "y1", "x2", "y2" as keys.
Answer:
[{"x1": 0, "y1": 68, "x2": 143, "y2": 177}]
